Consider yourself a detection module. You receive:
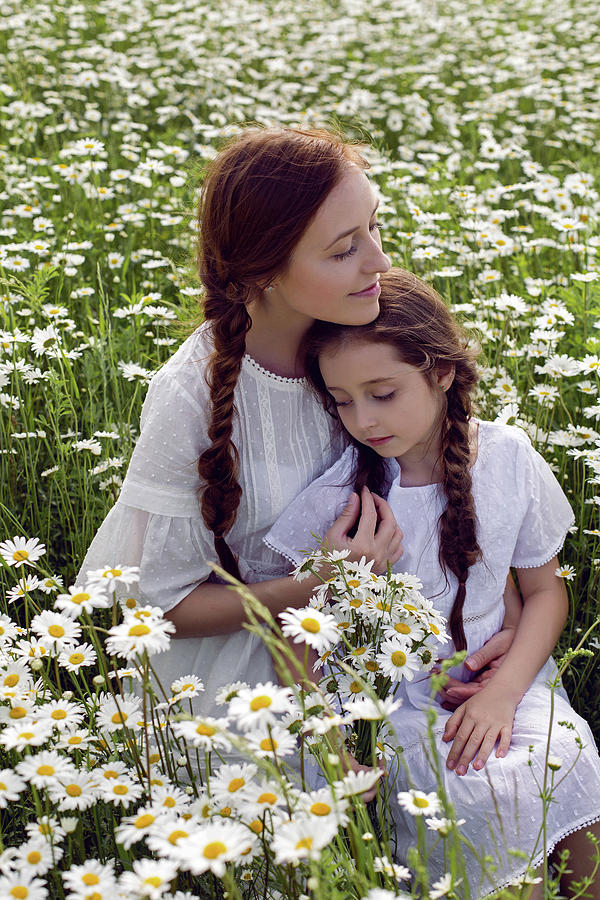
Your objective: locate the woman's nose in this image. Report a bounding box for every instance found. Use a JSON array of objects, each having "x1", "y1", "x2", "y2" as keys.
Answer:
[{"x1": 366, "y1": 239, "x2": 391, "y2": 274}]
